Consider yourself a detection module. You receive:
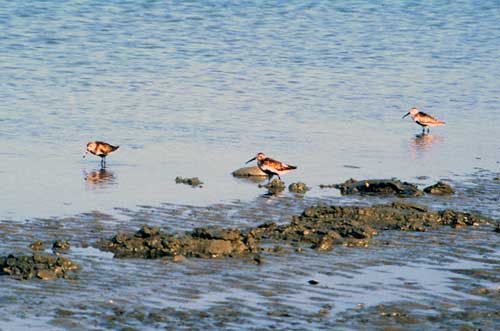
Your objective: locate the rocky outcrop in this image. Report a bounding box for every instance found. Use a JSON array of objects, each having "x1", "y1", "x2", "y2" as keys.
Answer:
[
  {"x1": 97, "y1": 202, "x2": 493, "y2": 259},
  {"x1": 232, "y1": 166, "x2": 267, "y2": 177},
  {"x1": 0, "y1": 254, "x2": 80, "y2": 280},
  {"x1": 333, "y1": 179, "x2": 423, "y2": 197},
  {"x1": 423, "y1": 181, "x2": 455, "y2": 195}
]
